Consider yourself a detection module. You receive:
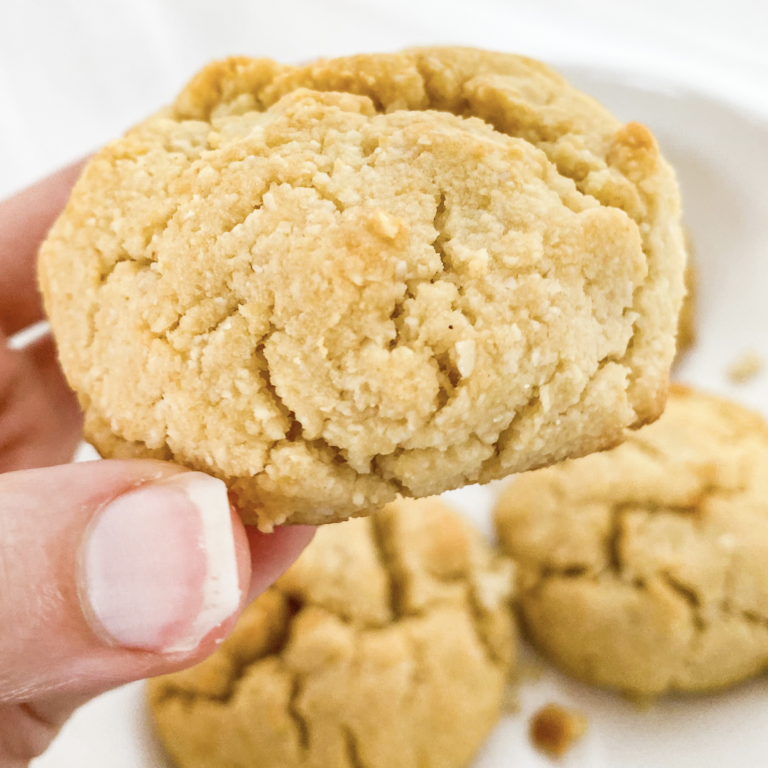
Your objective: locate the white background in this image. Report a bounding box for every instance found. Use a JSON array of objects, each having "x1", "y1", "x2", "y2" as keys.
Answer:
[
  {"x1": 3, "y1": 1, "x2": 768, "y2": 767},
  {"x1": 2, "y1": 0, "x2": 768, "y2": 198}
]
